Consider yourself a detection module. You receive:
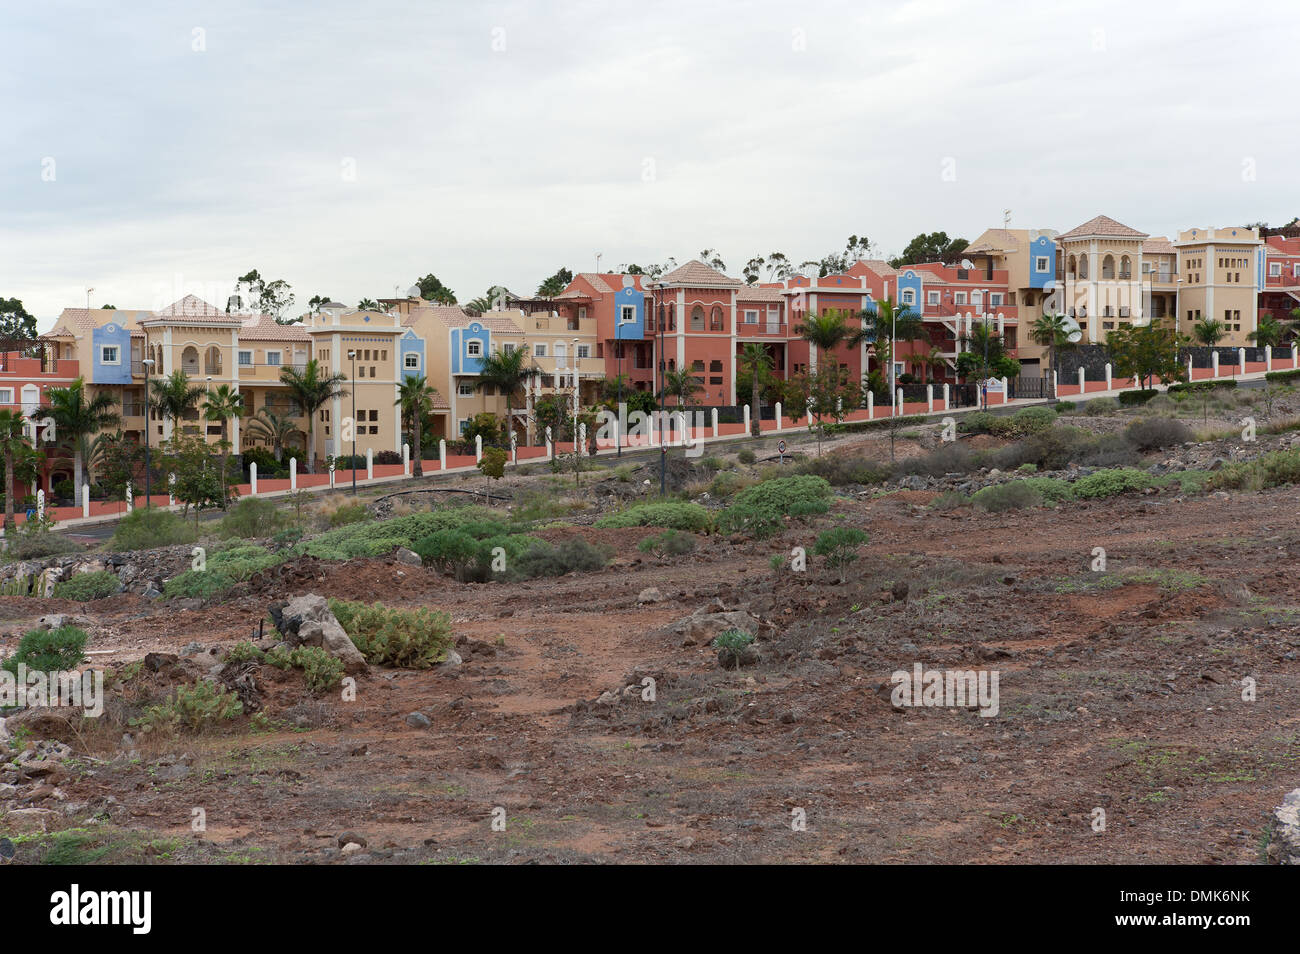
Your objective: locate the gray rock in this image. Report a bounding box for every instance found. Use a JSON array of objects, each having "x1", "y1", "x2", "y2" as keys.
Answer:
[
  {"x1": 269, "y1": 594, "x2": 369, "y2": 675},
  {"x1": 405, "y1": 712, "x2": 431, "y2": 728},
  {"x1": 1269, "y1": 788, "x2": 1300, "y2": 864},
  {"x1": 440, "y1": 648, "x2": 463, "y2": 668},
  {"x1": 393, "y1": 547, "x2": 422, "y2": 567},
  {"x1": 637, "y1": 587, "x2": 664, "y2": 604},
  {"x1": 336, "y1": 831, "x2": 367, "y2": 848}
]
